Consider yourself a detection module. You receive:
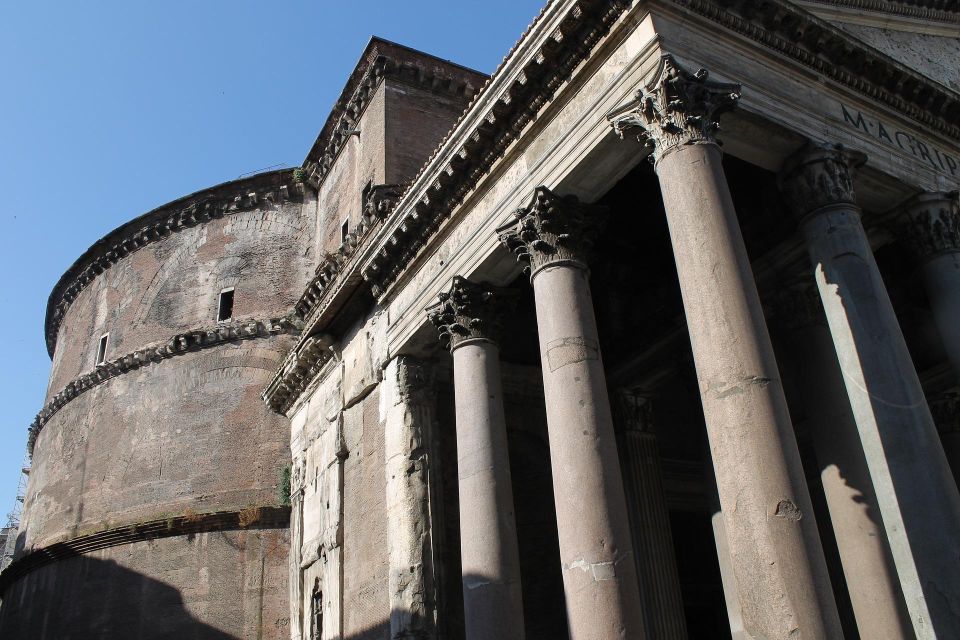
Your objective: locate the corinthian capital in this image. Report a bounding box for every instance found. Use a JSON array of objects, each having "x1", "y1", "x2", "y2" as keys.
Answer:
[
  {"x1": 607, "y1": 54, "x2": 741, "y2": 164},
  {"x1": 426, "y1": 276, "x2": 518, "y2": 351},
  {"x1": 611, "y1": 389, "x2": 654, "y2": 434},
  {"x1": 779, "y1": 142, "x2": 867, "y2": 220},
  {"x1": 930, "y1": 391, "x2": 959, "y2": 436},
  {"x1": 496, "y1": 186, "x2": 608, "y2": 276},
  {"x1": 771, "y1": 279, "x2": 826, "y2": 333},
  {"x1": 897, "y1": 191, "x2": 960, "y2": 262}
]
